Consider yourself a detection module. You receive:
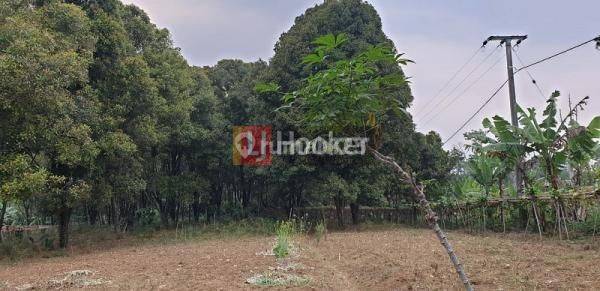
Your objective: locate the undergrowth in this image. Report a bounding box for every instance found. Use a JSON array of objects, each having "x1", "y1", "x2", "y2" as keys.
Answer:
[
  {"x1": 0, "y1": 218, "x2": 278, "y2": 262},
  {"x1": 572, "y1": 205, "x2": 600, "y2": 236}
]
